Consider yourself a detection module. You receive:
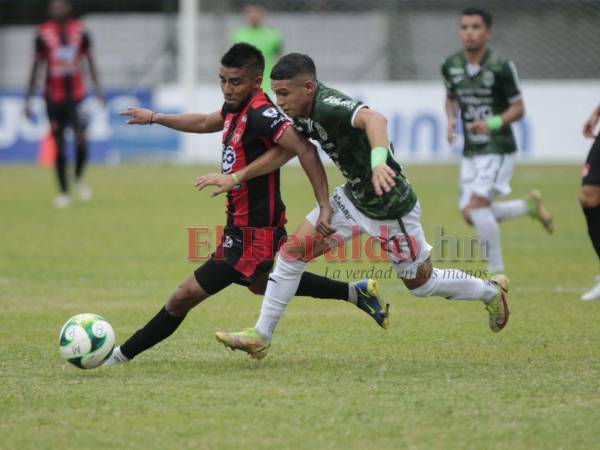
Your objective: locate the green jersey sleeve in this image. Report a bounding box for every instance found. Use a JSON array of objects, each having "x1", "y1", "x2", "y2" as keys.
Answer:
[
  {"x1": 317, "y1": 94, "x2": 364, "y2": 132},
  {"x1": 499, "y1": 60, "x2": 522, "y2": 102}
]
